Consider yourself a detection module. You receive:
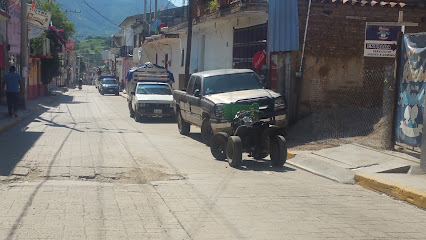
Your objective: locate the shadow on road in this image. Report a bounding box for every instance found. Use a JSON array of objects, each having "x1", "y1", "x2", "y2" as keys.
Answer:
[
  {"x1": 0, "y1": 93, "x2": 76, "y2": 176},
  {"x1": 239, "y1": 159, "x2": 296, "y2": 172},
  {"x1": 188, "y1": 132, "x2": 202, "y2": 143},
  {"x1": 139, "y1": 117, "x2": 176, "y2": 124}
]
